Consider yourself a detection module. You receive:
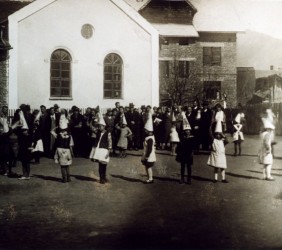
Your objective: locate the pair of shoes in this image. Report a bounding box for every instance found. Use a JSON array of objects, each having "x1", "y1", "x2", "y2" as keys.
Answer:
[
  {"x1": 18, "y1": 176, "x2": 30, "y2": 180},
  {"x1": 67, "y1": 178, "x2": 71, "y2": 182},
  {"x1": 100, "y1": 179, "x2": 106, "y2": 184},
  {"x1": 222, "y1": 179, "x2": 229, "y2": 183},
  {"x1": 179, "y1": 180, "x2": 185, "y2": 184},
  {"x1": 233, "y1": 153, "x2": 237, "y2": 157},
  {"x1": 266, "y1": 177, "x2": 275, "y2": 181},
  {"x1": 134, "y1": 148, "x2": 139, "y2": 151},
  {"x1": 62, "y1": 179, "x2": 67, "y2": 183},
  {"x1": 144, "y1": 179, "x2": 154, "y2": 184},
  {"x1": 186, "y1": 179, "x2": 192, "y2": 185},
  {"x1": 3, "y1": 172, "x2": 8, "y2": 176},
  {"x1": 213, "y1": 180, "x2": 218, "y2": 183}
]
